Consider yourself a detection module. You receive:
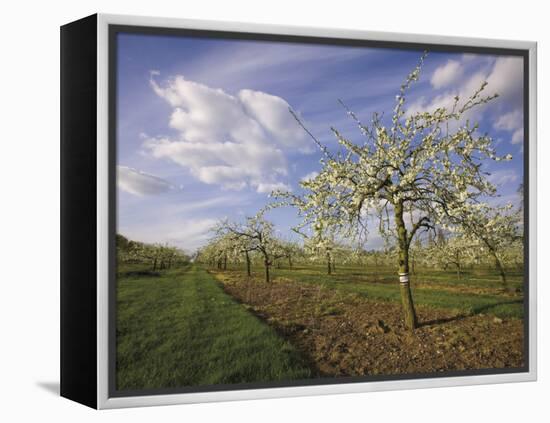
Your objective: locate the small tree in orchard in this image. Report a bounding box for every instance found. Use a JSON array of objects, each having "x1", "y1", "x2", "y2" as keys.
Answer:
[
  {"x1": 343, "y1": 247, "x2": 368, "y2": 268},
  {"x1": 303, "y1": 235, "x2": 339, "y2": 275},
  {"x1": 427, "y1": 235, "x2": 478, "y2": 279},
  {"x1": 278, "y1": 239, "x2": 302, "y2": 270},
  {"x1": 291, "y1": 218, "x2": 351, "y2": 275},
  {"x1": 450, "y1": 203, "x2": 522, "y2": 289},
  {"x1": 199, "y1": 235, "x2": 234, "y2": 270},
  {"x1": 221, "y1": 227, "x2": 257, "y2": 277},
  {"x1": 274, "y1": 52, "x2": 512, "y2": 330},
  {"x1": 503, "y1": 239, "x2": 524, "y2": 271},
  {"x1": 409, "y1": 236, "x2": 427, "y2": 275},
  {"x1": 198, "y1": 242, "x2": 221, "y2": 269},
  {"x1": 218, "y1": 211, "x2": 286, "y2": 283},
  {"x1": 215, "y1": 235, "x2": 235, "y2": 270},
  {"x1": 338, "y1": 244, "x2": 362, "y2": 268},
  {"x1": 195, "y1": 244, "x2": 215, "y2": 268}
]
